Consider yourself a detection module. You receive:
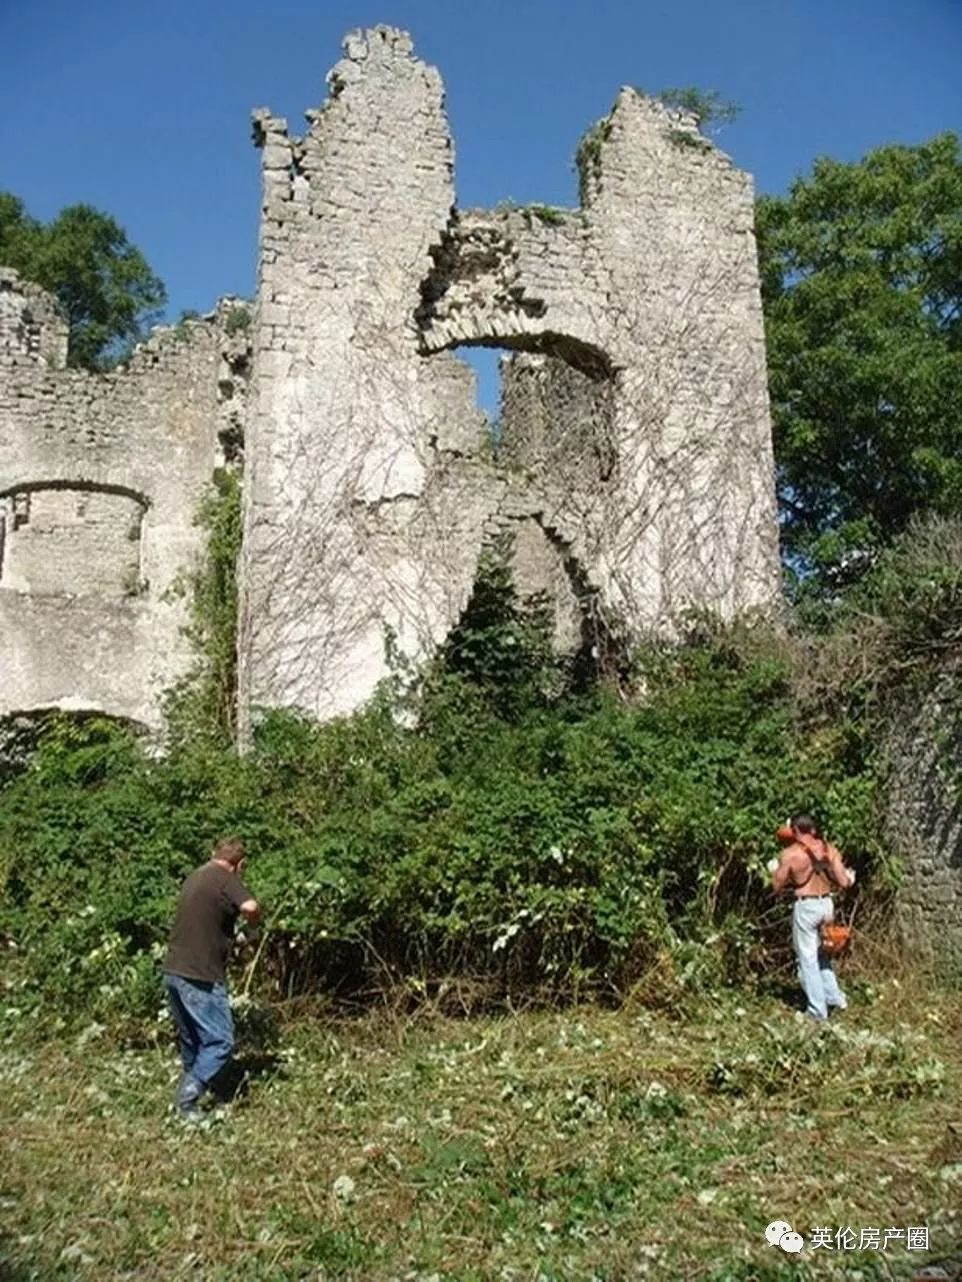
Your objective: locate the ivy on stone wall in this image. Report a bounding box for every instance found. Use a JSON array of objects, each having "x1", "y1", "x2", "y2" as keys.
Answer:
[{"x1": 164, "y1": 468, "x2": 242, "y2": 745}]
